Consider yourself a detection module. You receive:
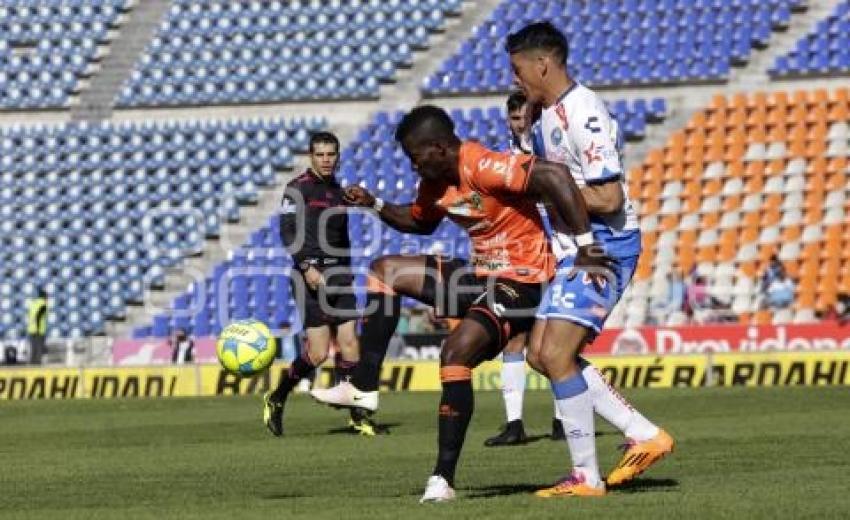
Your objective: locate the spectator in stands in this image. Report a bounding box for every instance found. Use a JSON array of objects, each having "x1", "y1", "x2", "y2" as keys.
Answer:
[
  {"x1": 760, "y1": 254, "x2": 784, "y2": 293},
  {"x1": 170, "y1": 328, "x2": 194, "y2": 364},
  {"x1": 651, "y1": 270, "x2": 685, "y2": 325},
  {"x1": 827, "y1": 293, "x2": 850, "y2": 325},
  {"x1": 26, "y1": 288, "x2": 48, "y2": 365},
  {"x1": 685, "y1": 275, "x2": 709, "y2": 318},
  {"x1": 763, "y1": 270, "x2": 796, "y2": 309},
  {"x1": 686, "y1": 275, "x2": 736, "y2": 323}
]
